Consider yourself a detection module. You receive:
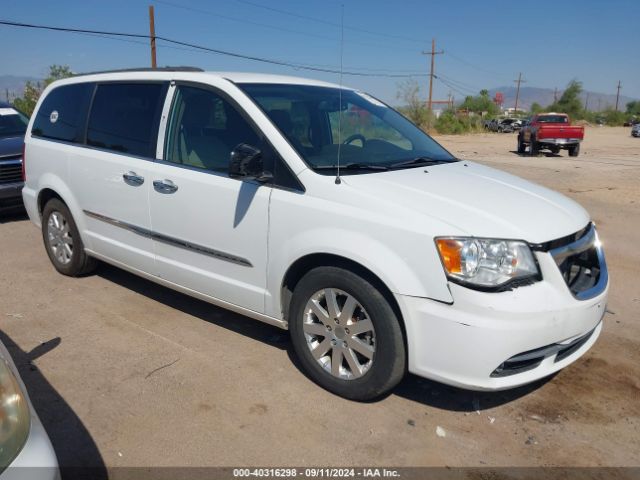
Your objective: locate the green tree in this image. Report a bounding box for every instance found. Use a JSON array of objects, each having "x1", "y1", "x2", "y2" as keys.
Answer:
[
  {"x1": 13, "y1": 65, "x2": 74, "y2": 115},
  {"x1": 601, "y1": 108, "x2": 626, "y2": 126},
  {"x1": 458, "y1": 90, "x2": 499, "y2": 116},
  {"x1": 396, "y1": 79, "x2": 431, "y2": 128},
  {"x1": 547, "y1": 80, "x2": 584, "y2": 119},
  {"x1": 626, "y1": 100, "x2": 640, "y2": 116},
  {"x1": 530, "y1": 102, "x2": 544, "y2": 114}
]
